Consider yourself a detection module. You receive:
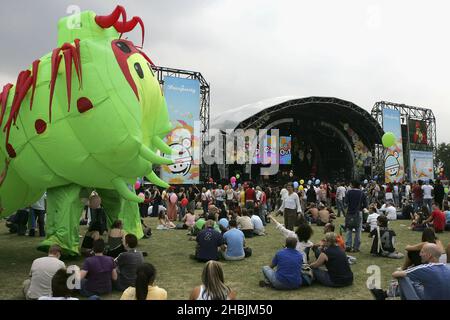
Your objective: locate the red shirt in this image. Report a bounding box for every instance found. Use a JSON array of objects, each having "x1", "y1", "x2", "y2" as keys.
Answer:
[
  {"x1": 431, "y1": 209, "x2": 446, "y2": 232},
  {"x1": 245, "y1": 188, "x2": 255, "y2": 201}
]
